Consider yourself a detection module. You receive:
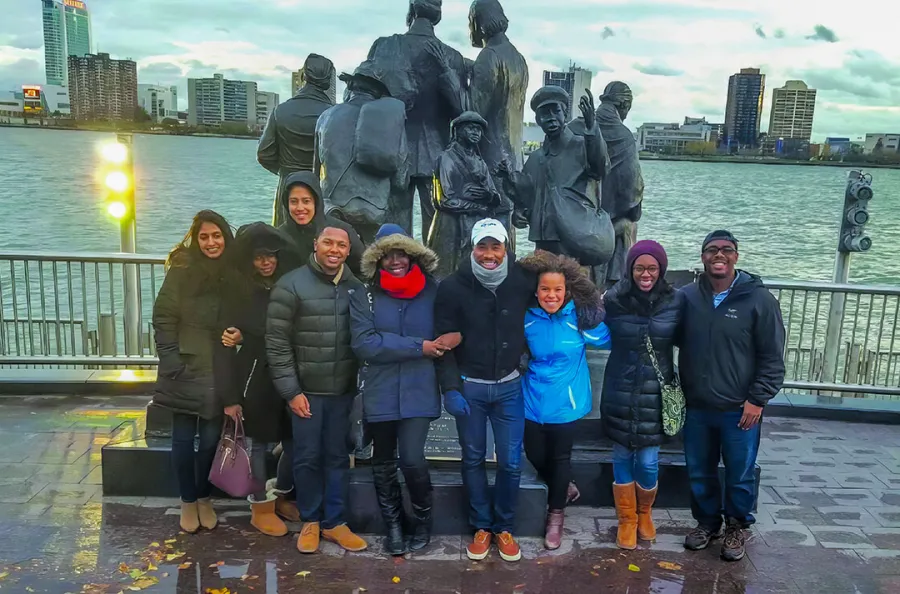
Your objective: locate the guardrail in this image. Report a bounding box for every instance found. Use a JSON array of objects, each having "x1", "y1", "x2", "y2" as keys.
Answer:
[{"x1": 2, "y1": 251, "x2": 900, "y2": 398}]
